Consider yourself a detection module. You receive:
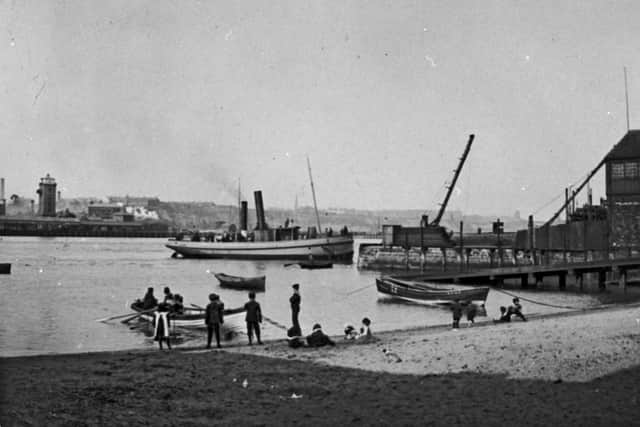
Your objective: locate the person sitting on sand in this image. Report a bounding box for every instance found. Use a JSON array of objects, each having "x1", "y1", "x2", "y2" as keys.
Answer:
[
  {"x1": 494, "y1": 306, "x2": 511, "y2": 323},
  {"x1": 508, "y1": 297, "x2": 527, "y2": 321},
  {"x1": 153, "y1": 302, "x2": 172, "y2": 350},
  {"x1": 306, "y1": 323, "x2": 335, "y2": 347},
  {"x1": 344, "y1": 324, "x2": 358, "y2": 340},
  {"x1": 287, "y1": 325, "x2": 305, "y2": 348},
  {"x1": 357, "y1": 317, "x2": 373, "y2": 341},
  {"x1": 465, "y1": 302, "x2": 478, "y2": 327},
  {"x1": 141, "y1": 287, "x2": 158, "y2": 310}
]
